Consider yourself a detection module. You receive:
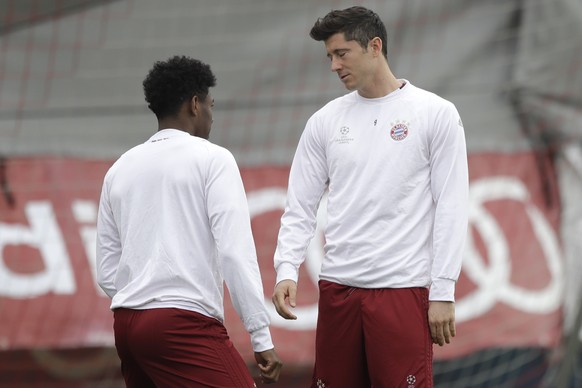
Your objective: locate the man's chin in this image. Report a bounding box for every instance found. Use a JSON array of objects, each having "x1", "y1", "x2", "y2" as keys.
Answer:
[{"x1": 343, "y1": 83, "x2": 356, "y2": 91}]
